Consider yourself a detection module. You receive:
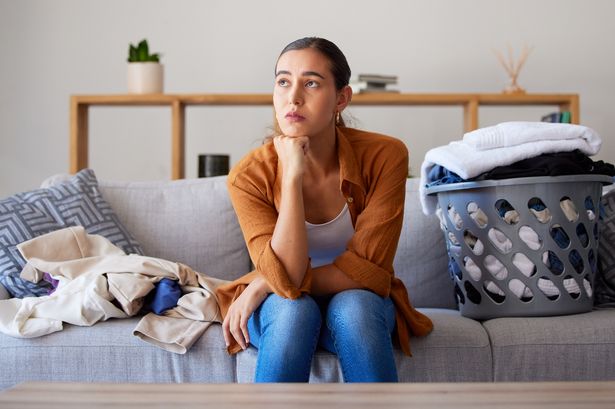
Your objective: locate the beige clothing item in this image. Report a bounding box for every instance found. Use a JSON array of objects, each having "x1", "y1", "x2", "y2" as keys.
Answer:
[{"x1": 0, "y1": 226, "x2": 228, "y2": 354}]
